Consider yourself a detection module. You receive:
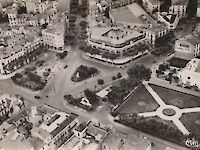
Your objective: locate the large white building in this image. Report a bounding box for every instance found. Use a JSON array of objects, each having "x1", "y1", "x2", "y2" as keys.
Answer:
[
  {"x1": 42, "y1": 16, "x2": 66, "y2": 52},
  {"x1": 169, "y1": 0, "x2": 189, "y2": 18},
  {"x1": 7, "y1": 8, "x2": 27, "y2": 27},
  {"x1": 0, "y1": 94, "x2": 22, "y2": 119},
  {"x1": 178, "y1": 58, "x2": 200, "y2": 88},
  {"x1": 143, "y1": 23, "x2": 169, "y2": 45},
  {"x1": 174, "y1": 33, "x2": 200, "y2": 60},
  {"x1": 31, "y1": 112, "x2": 78, "y2": 150},
  {"x1": 88, "y1": 26, "x2": 147, "y2": 55}
]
